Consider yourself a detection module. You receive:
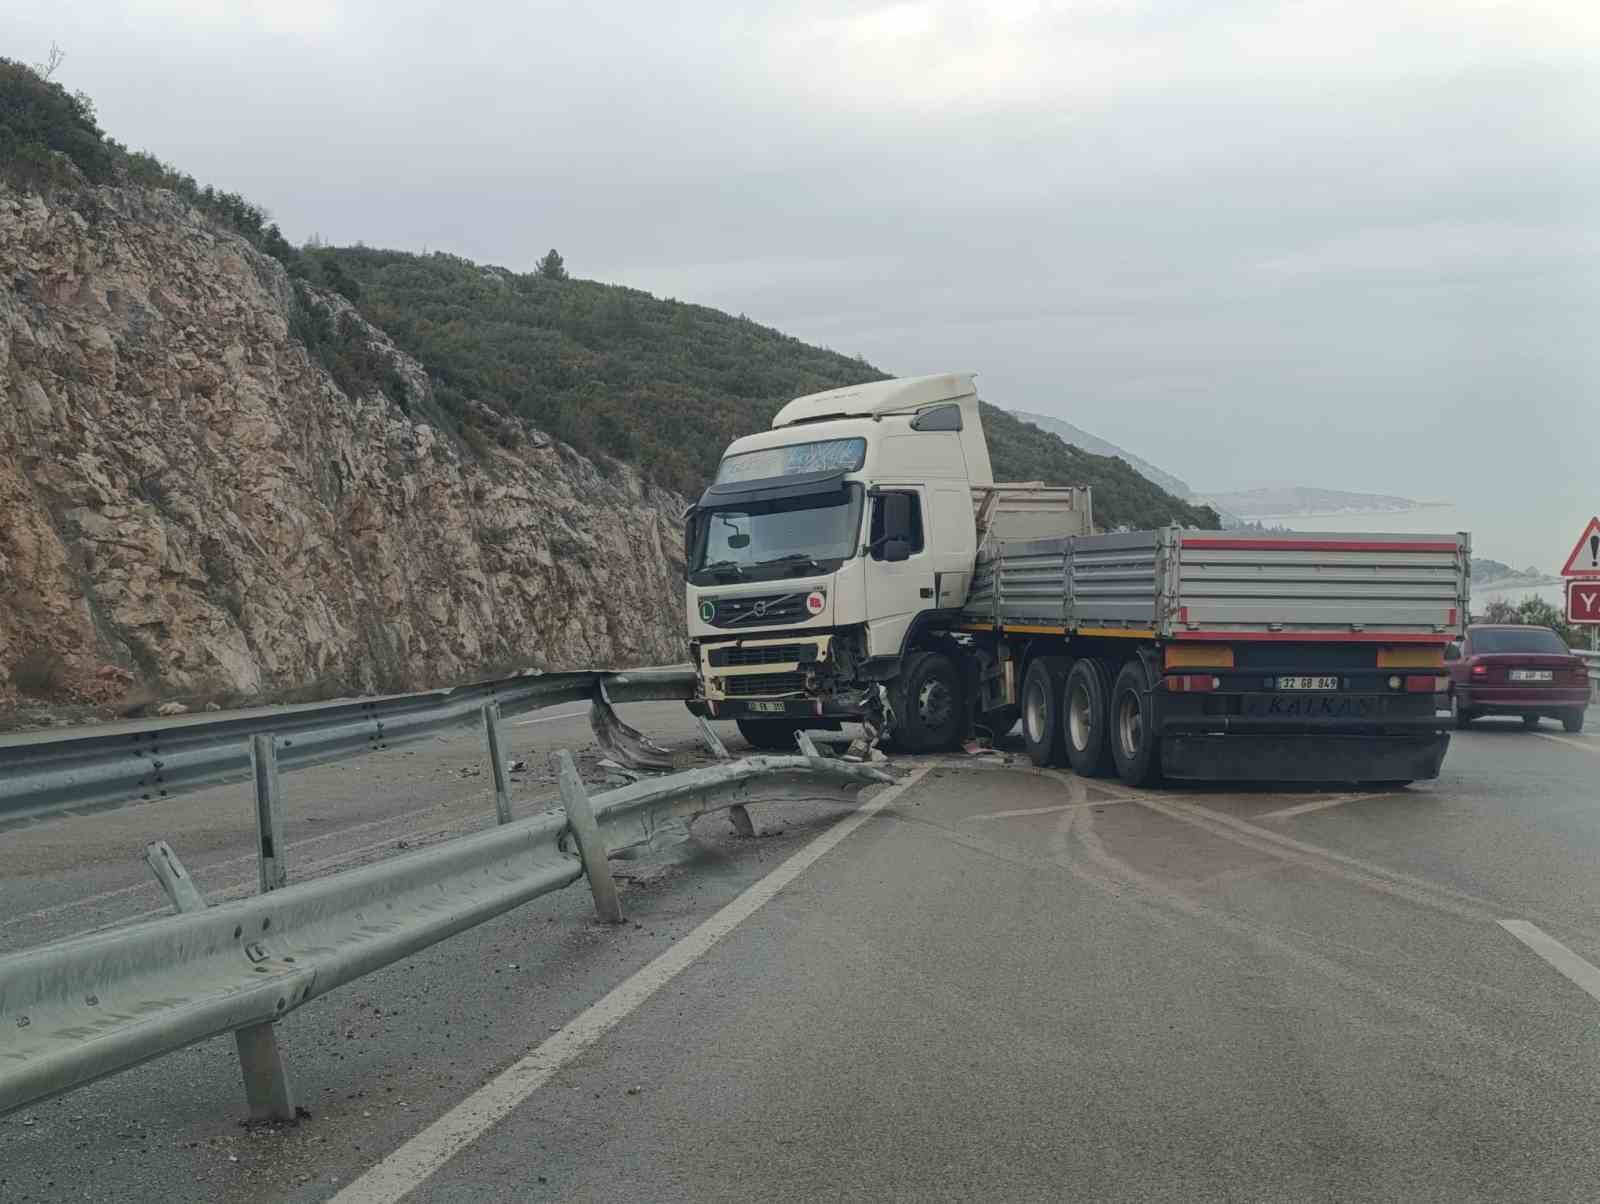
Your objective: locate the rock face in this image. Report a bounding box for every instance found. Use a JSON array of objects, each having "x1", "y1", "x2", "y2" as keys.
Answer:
[{"x1": 0, "y1": 183, "x2": 688, "y2": 710}]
